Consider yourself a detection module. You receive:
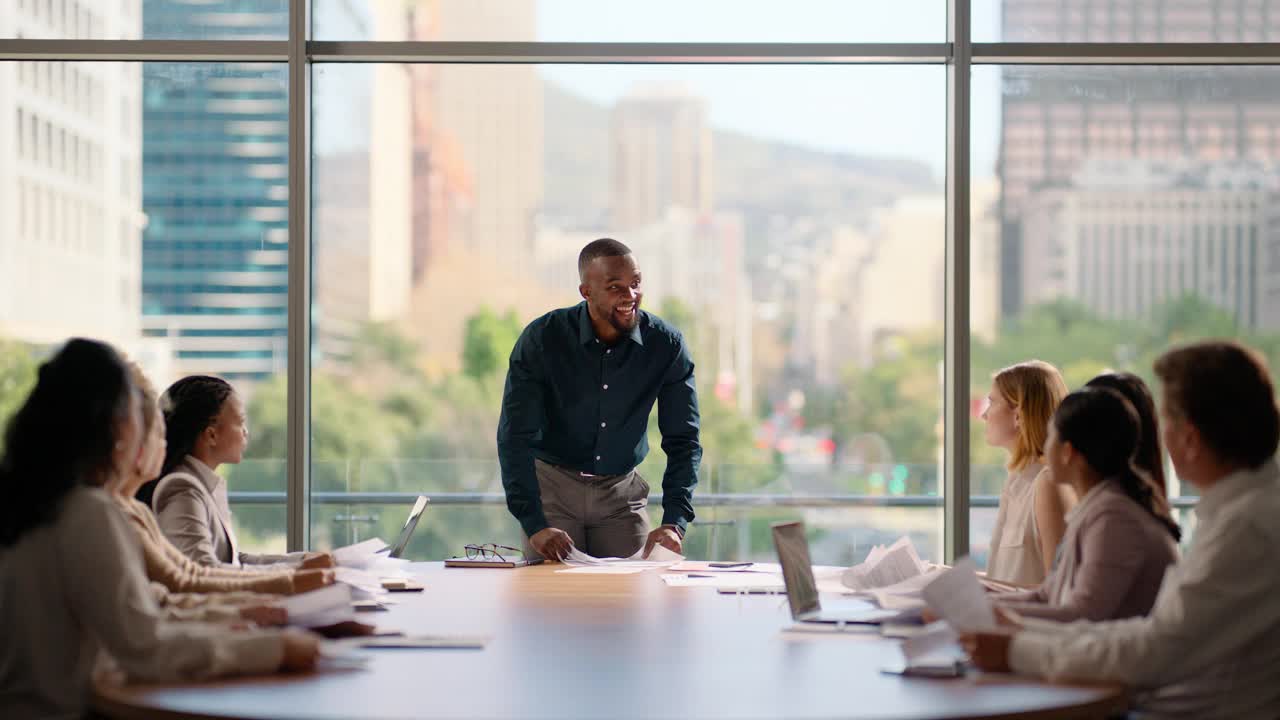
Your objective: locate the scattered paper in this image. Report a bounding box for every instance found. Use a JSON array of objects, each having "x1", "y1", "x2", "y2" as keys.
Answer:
[
  {"x1": 332, "y1": 538, "x2": 389, "y2": 569},
  {"x1": 333, "y1": 567, "x2": 388, "y2": 601},
  {"x1": 668, "y1": 561, "x2": 783, "y2": 574},
  {"x1": 901, "y1": 621, "x2": 961, "y2": 664},
  {"x1": 642, "y1": 545, "x2": 684, "y2": 563},
  {"x1": 660, "y1": 573, "x2": 785, "y2": 590},
  {"x1": 283, "y1": 584, "x2": 355, "y2": 628},
  {"x1": 842, "y1": 537, "x2": 930, "y2": 592},
  {"x1": 560, "y1": 547, "x2": 683, "y2": 570},
  {"x1": 920, "y1": 557, "x2": 996, "y2": 632},
  {"x1": 556, "y1": 565, "x2": 649, "y2": 575}
]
